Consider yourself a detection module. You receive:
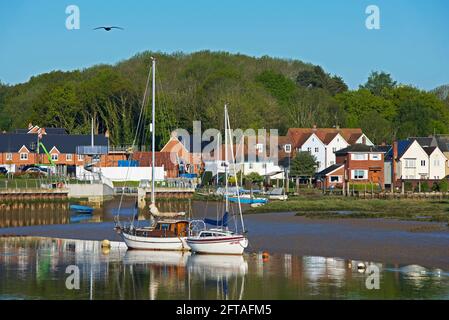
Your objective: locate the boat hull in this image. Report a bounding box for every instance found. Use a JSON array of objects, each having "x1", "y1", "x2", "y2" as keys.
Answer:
[
  {"x1": 228, "y1": 197, "x2": 268, "y2": 204},
  {"x1": 121, "y1": 232, "x2": 190, "y2": 251},
  {"x1": 187, "y1": 236, "x2": 248, "y2": 255}
]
